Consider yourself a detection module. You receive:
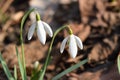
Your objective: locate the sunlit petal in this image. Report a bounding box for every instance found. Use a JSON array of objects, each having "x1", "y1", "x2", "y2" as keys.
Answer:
[
  {"x1": 60, "y1": 36, "x2": 69, "y2": 53},
  {"x1": 37, "y1": 21, "x2": 46, "y2": 45},
  {"x1": 27, "y1": 22, "x2": 36, "y2": 40},
  {"x1": 42, "y1": 21, "x2": 53, "y2": 37},
  {"x1": 74, "y1": 35, "x2": 83, "y2": 49},
  {"x1": 69, "y1": 35, "x2": 77, "y2": 58}
]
